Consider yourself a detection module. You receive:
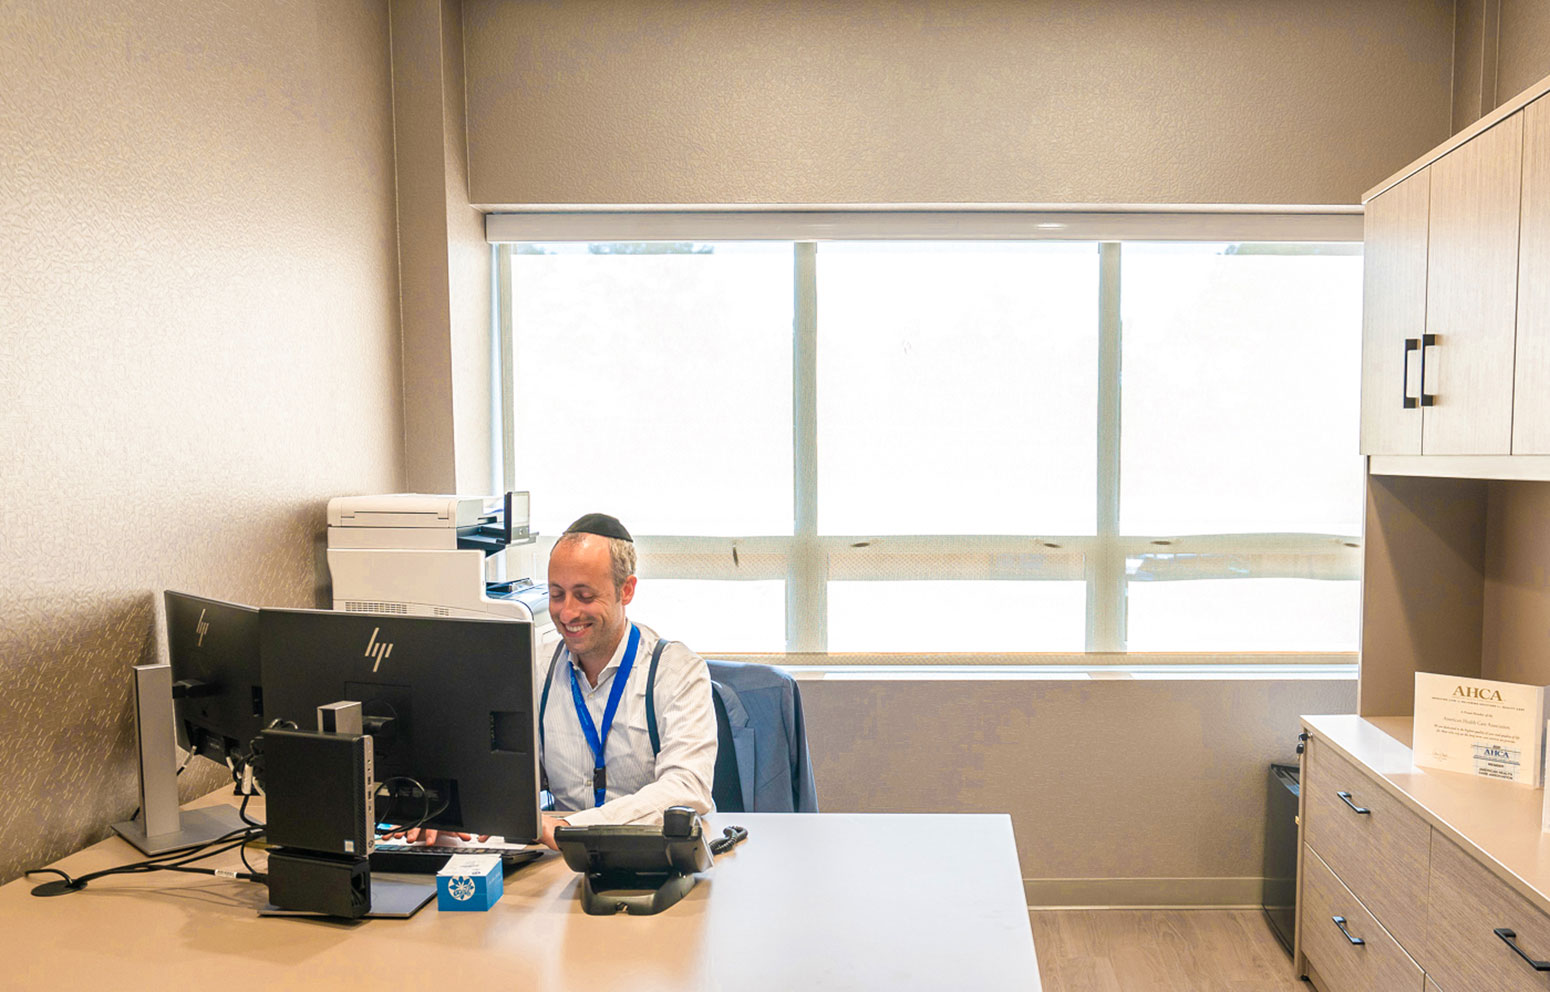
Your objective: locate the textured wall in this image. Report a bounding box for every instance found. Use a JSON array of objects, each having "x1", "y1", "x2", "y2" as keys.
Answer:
[
  {"x1": 464, "y1": 0, "x2": 1454, "y2": 206},
  {"x1": 1452, "y1": 0, "x2": 1498, "y2": 134},
  {"x1": 394, "y1": 0, "x2": 458, "y2": 494},
  {"x1": 802, "y1": 676, "x2": 1356, "y2": 903},
  {"x1": 1452, "y1": 0, "x2": 1550, "y2": 132},
  {"x1": 1495, "y1": 0, "x2": 1550, "y2": 109},
  {"x1": 443, "y1": 0, "x2": 495, "y2": 496},
  {"x1": 0, "y1": 0, "x2": 404, "y2": 883},
  {"x1": 393, "y1": 0, "x2": 493, "y2": 496}
]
